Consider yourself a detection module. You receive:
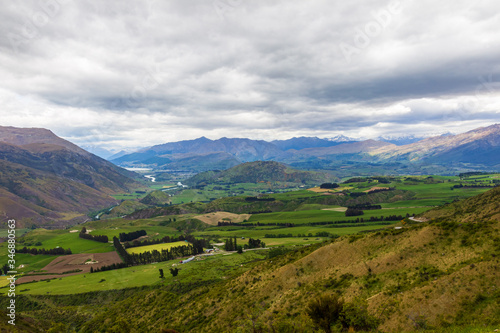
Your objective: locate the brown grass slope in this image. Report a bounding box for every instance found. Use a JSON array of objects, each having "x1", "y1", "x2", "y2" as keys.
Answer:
[
  {"x1": 76, "y1": 221, "x2": 499, "y2": 332},
  {"x1": 183, "y1": 224, "x2": 498, "y2": 332},
  {"x1": 0, "y1": 127, "x2": 140, "y2": 228}
]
